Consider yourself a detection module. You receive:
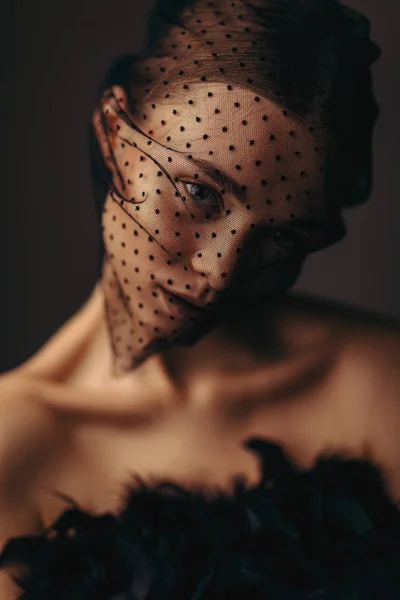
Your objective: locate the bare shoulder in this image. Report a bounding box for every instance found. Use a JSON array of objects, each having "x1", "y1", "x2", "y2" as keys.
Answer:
[
  {"x1": 332, "y1": 308, "x2": 400, "y2": 414},
  {"x1": 345, "y1": 328, "x2": 400, "y2": 504},
  {"x1": 279, "y1": 293, "x2": 400, "y2": 502},
  {"x1": 0, "y1": 373, "x2": 60, "y2": 485},
  {"x1": 276, "y1": 292, "x2": 398, "y2": 357},
  {"x1": 0, "y1": 373, "x2": 53, "y2": 598},
  {"x1": 294, "y1": 291, "x2": 400, "y2": 403},
  {"x1": 304, "y1": 297, "x2": 400, "y2": 502},
  {"x1": 278, "y1": 291, "x2": 400, "y2": 431},
  {"x1": 0, "y1": 371, "x2": 58, "y2": 510},
  {"x1": 0, "y1": 496, "x2": 42, "y2": 600},
  {"x1": 282, "y1": 291, "x2": 399, "y2": 331}
]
